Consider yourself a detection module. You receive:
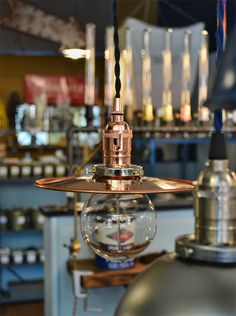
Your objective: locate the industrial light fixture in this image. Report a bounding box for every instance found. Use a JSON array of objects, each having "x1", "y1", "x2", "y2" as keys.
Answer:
[
  {"x1": 198, "y1": 30, "x2": 210, "y2": 124},
  {"x1": 35, "y1": 0, "x2": 193, "y2": 260},
  {"x1": 142, "y1": 28, "x2": 154, "y2": 123},
  {"x1": 61, "y1": 48, "x2": 86, "y2": 60},
  {"x1": 162, "y1": 28, "x2": 174, "y2": 125},
  {"x1": 61, "y1": 23, "x2": 95, "y2": 61}
]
